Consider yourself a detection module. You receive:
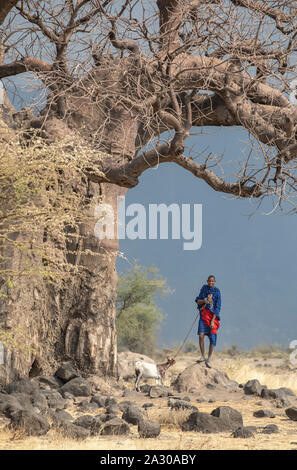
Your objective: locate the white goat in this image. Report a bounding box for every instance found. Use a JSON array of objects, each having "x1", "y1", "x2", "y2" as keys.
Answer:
[{"x1": 135, "y1": 356, "x2": 176, "y2": 392}]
